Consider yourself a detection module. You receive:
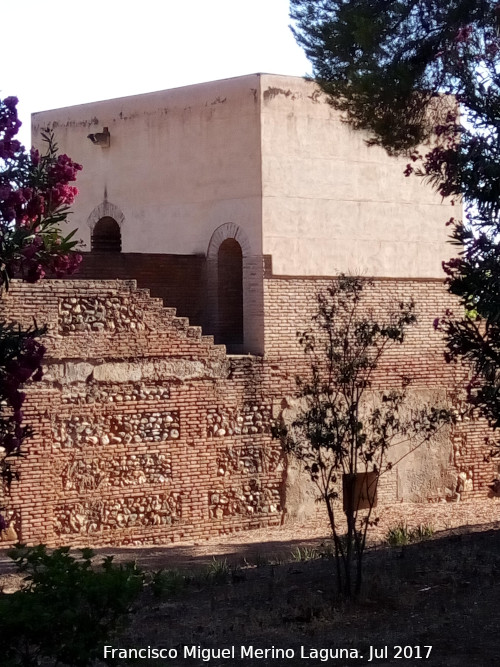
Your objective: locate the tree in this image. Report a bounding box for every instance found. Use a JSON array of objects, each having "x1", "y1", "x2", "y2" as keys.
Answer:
[
  {"x1": 289, "y1": 0, "x2": 500, "y2": 451},
  {"x1": 0, "y1": 96, "x2": 82, "y2": 531},
  {"x1": 273, "y1": 277, "x2": 450, "y2": 598}
]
